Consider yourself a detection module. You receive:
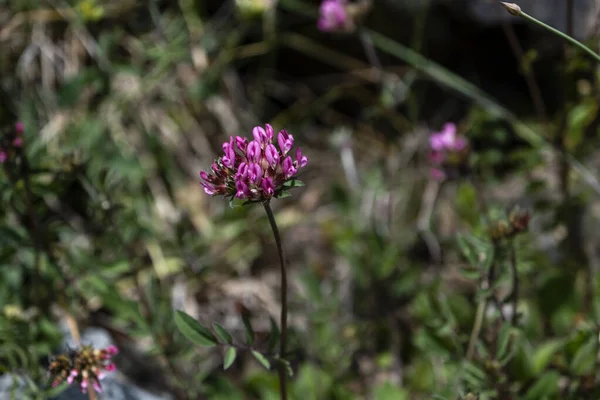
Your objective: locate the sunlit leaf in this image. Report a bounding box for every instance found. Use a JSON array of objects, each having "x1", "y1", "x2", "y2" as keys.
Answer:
[
  {"x1": 283, "y1": 179, "x2": 304, "y2": 188},
  {"x1": 274, "y1": 191, "x2": 292, "y2": 199},
  {"x1": 522, "y1": 370, "x2": 560, "y2": 400},
  {"x1": 223, "y1": 347, "x2": 237, "y2": 370},
  {"x1": 531, "y1": 339, "x2": 564, "y2": 376},
  {"x1": 174, "y1": 311, "x2": 217, "y2": 347},
  {"x1": 570, "y1": 334, "x2": 596, "y2": 375},
  {"x1": 252, "y1": 350, "x2": 271, "y2": 370},
  {"x1": 213, "y1": 322, "x2": 233, "y2": 345}
]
